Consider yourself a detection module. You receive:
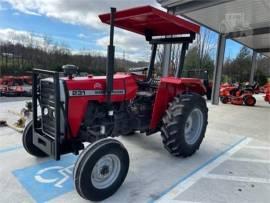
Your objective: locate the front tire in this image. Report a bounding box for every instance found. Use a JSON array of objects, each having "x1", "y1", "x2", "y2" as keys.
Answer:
[
  {"x1": 161, "y1": 94, "x2": 208, "y2": 157},
  {"x1": 22, "y1": 120, "x2": 48, "y2": 157},
  {"x1": 73, "y1": 138, "x2": 129, "y2": 201}
]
